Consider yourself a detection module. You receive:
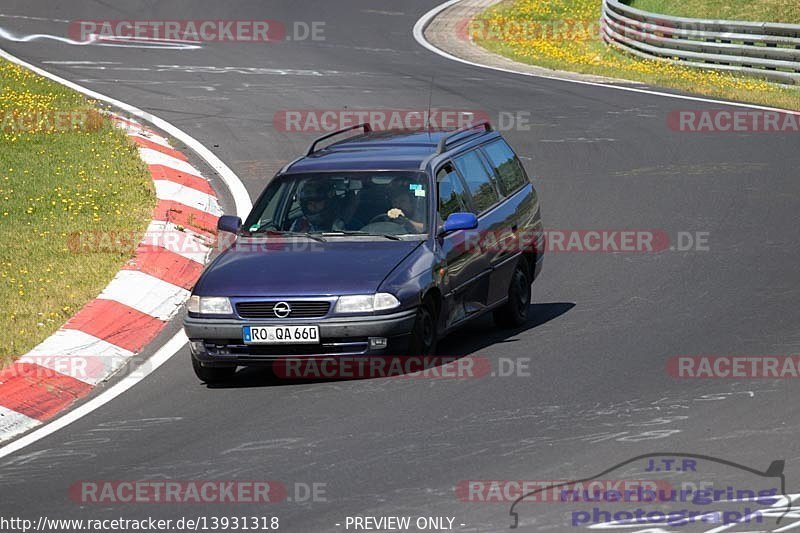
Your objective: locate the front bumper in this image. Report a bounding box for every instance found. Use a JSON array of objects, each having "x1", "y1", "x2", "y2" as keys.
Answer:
[{"x1": 185, "y1": 308, "x2": 417, "y2": 365}]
